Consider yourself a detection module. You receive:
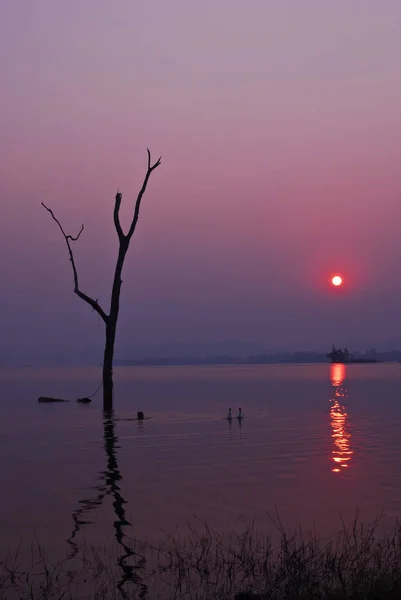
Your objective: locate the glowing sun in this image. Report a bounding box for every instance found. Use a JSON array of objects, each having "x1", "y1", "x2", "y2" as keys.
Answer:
[{"x1": 332, "y1": 275, "x2": 343, "y2": 287}]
